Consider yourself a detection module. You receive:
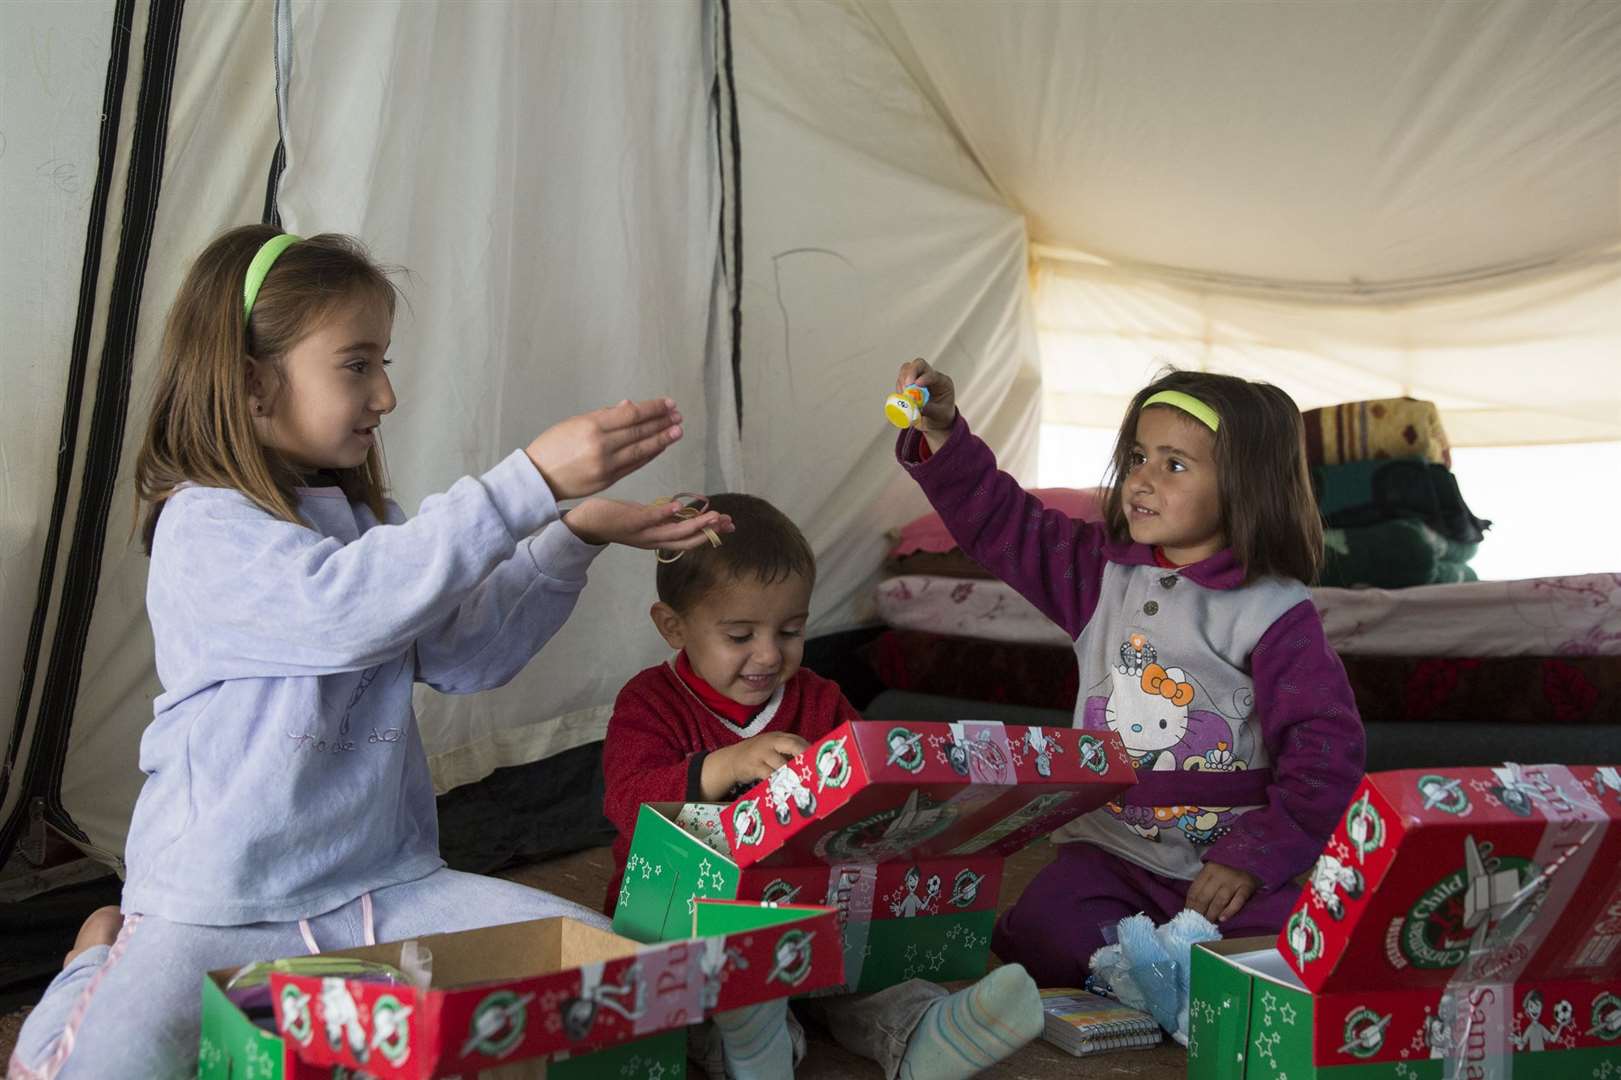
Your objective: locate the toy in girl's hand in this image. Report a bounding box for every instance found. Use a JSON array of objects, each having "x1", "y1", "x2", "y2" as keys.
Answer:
[{"x1": 885, "y1": 384, "x2": 930, "y2": 428}]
